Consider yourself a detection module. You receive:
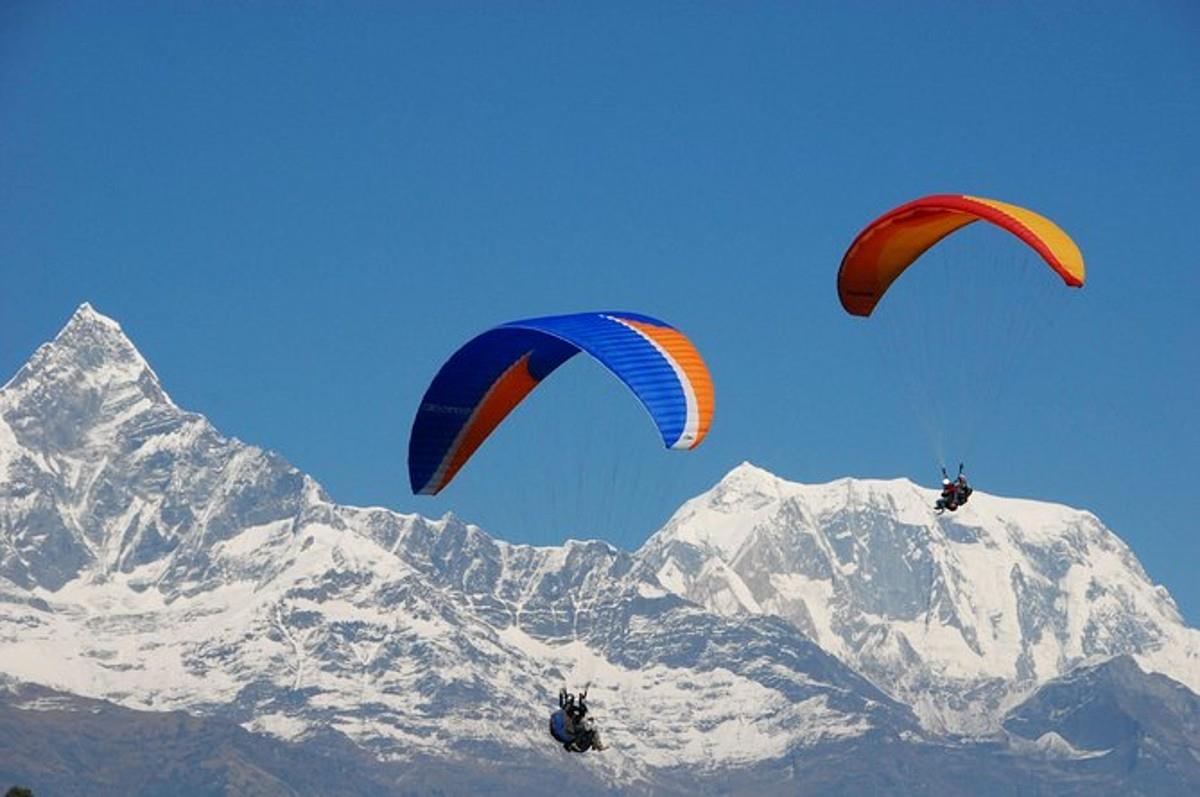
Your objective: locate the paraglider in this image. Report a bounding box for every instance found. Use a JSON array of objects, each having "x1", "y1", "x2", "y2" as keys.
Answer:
[
  {"x1": 935, "y1": 464, "x2": 972, "y2": 513},
  {"x1": 837, "y1": 194, "x2": 1085, "y2": 317},
  {"x1": 408, "y1": 311, "x2": 715, "y2": 496},
  {"x1": 549, "y1": 688, "x2": 606, "y2": 753},
  {"x1": 838, "y1": 195, "x2": 1086, "y2": 503},
  {"x1": 408, "y1": 312, "x2": 712, "y2": 753}
]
